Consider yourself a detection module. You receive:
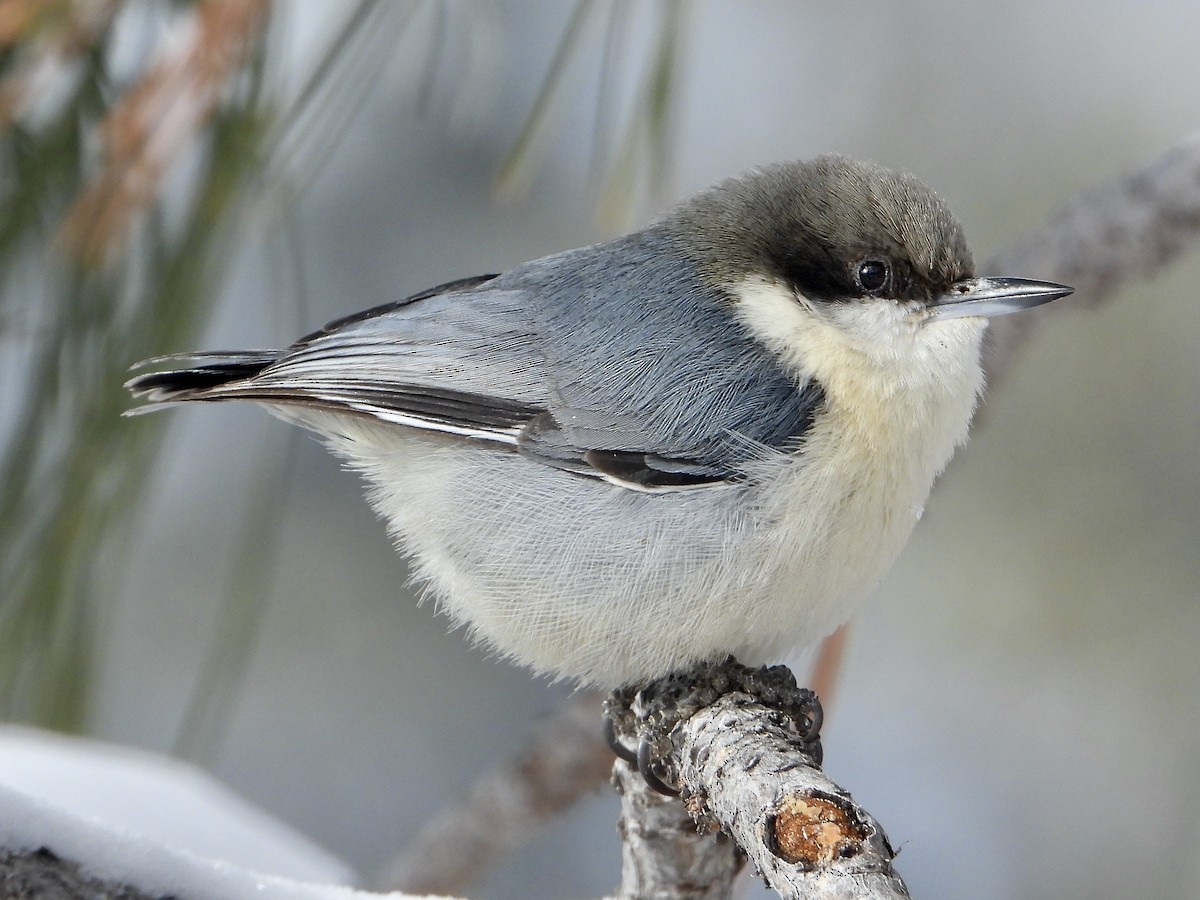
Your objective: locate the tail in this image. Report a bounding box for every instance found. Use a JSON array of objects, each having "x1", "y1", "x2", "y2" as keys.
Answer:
[{"x1": 124, "y1": 350, "x2": 281, "y2": 413}]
